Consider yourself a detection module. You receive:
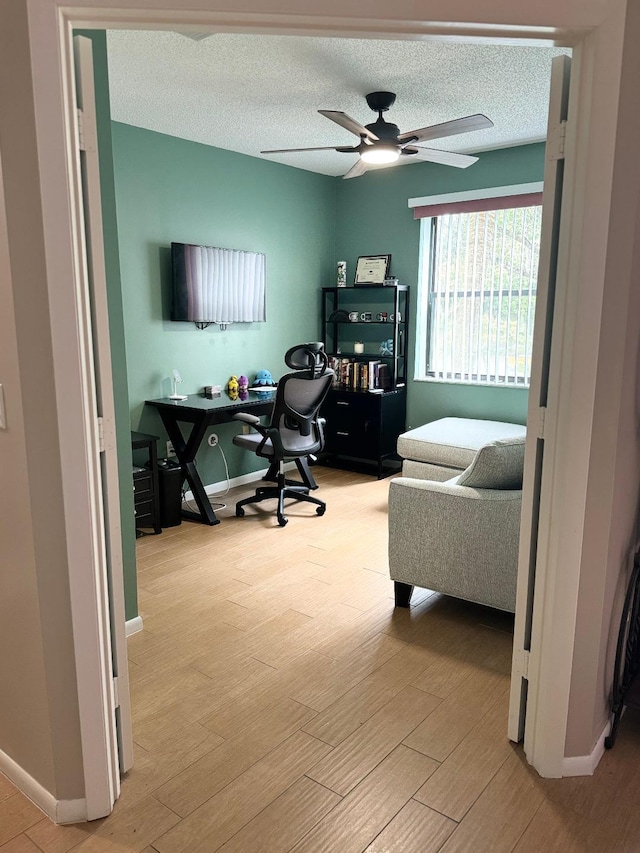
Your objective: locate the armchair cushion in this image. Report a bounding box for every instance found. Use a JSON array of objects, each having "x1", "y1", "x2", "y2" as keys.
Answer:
[{"x1": 455, "y1": 436, "x2": 526, "y2": 490}]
